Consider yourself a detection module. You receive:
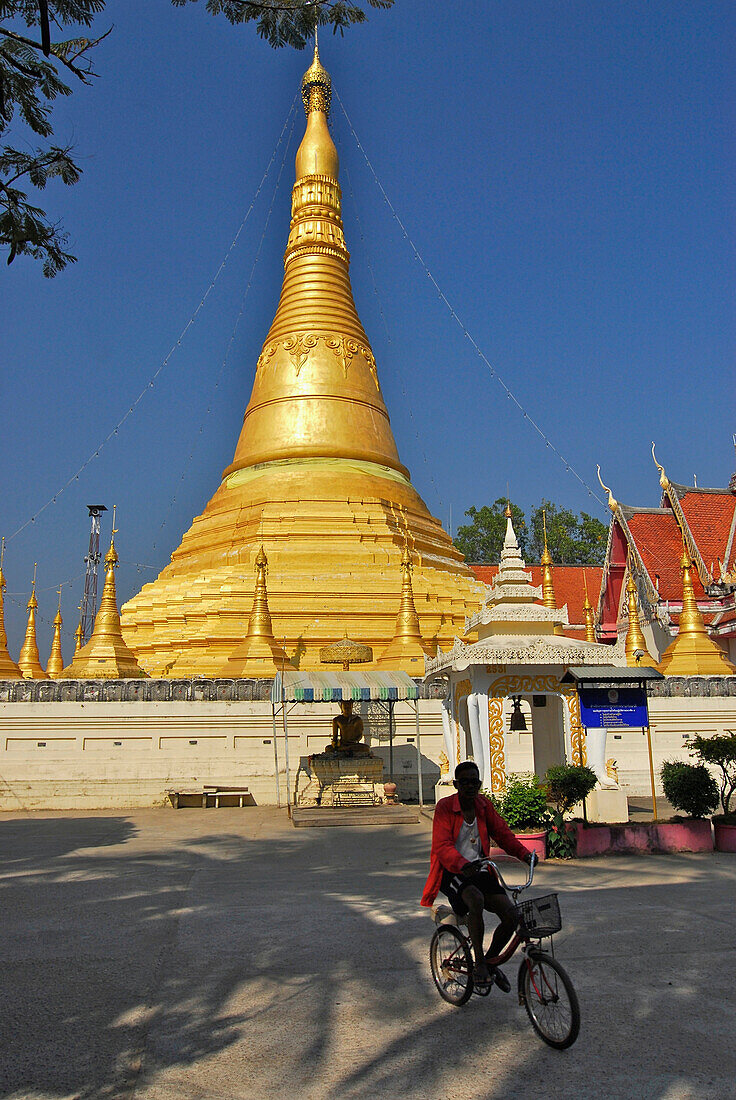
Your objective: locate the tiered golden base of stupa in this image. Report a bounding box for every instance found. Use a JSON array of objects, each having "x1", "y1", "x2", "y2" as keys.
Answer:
[{"x1": 122, "y1": 464, "x2": 483, "y2": 676}]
